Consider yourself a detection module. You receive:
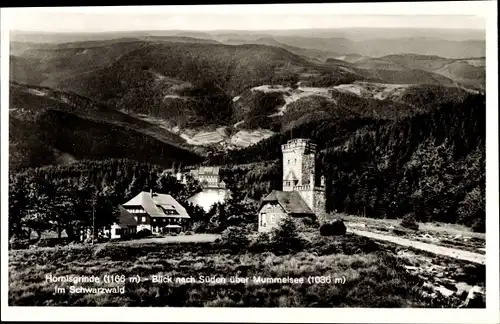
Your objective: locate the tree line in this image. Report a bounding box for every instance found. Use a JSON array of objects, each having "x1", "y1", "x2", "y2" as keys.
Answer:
[{"x1": 8, "y1": 159, "x2": 206, "y2": 241}]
